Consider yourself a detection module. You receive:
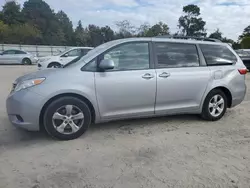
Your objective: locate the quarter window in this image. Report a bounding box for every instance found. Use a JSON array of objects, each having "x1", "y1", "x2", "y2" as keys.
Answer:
[
  {"x1": 200, "y1": 44, "x2": 237, "y2": 65},
  {"x1": 15, "y1": 50, "x2": 26, "y2": 54},
  {"x1": 155, "y1": 42, "x2": 199, "y2": 68},
  {"x1": 102, "y1": 42, "x2": 150, "y2": 71}
]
